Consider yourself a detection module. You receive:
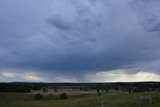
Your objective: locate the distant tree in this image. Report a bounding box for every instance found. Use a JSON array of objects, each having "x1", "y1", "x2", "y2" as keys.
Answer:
[
  {"x1": 79, "y1": 87, "x2": 83, "y2": 91},
  {"x1": 116, "y1": 88, "x2": 119, "y2": 91},
  {"x1": 98, "y1": 92, "x2": 101, "y2": 96},
  {"x1": 72, "y1": 87, "x2": 75, "y2": 90},
  {"x1": 35, "y1": 93, "x2": 44, "y2": 100},
  {"x1": 54, "y1": 87, "x2": 58, "y2": 92},
  {"x1": 97, "y1": 89, "x2": 100, "y2": 93},
  {"x1": 43, "y1": 88, "x2": 47, "y2": 93},
  {"x1": 84, "y1": 87, "x2": 89, "y2": 91},
  {"x1": 60, "y1": 93, "x2": 68, "y2": 99}
]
